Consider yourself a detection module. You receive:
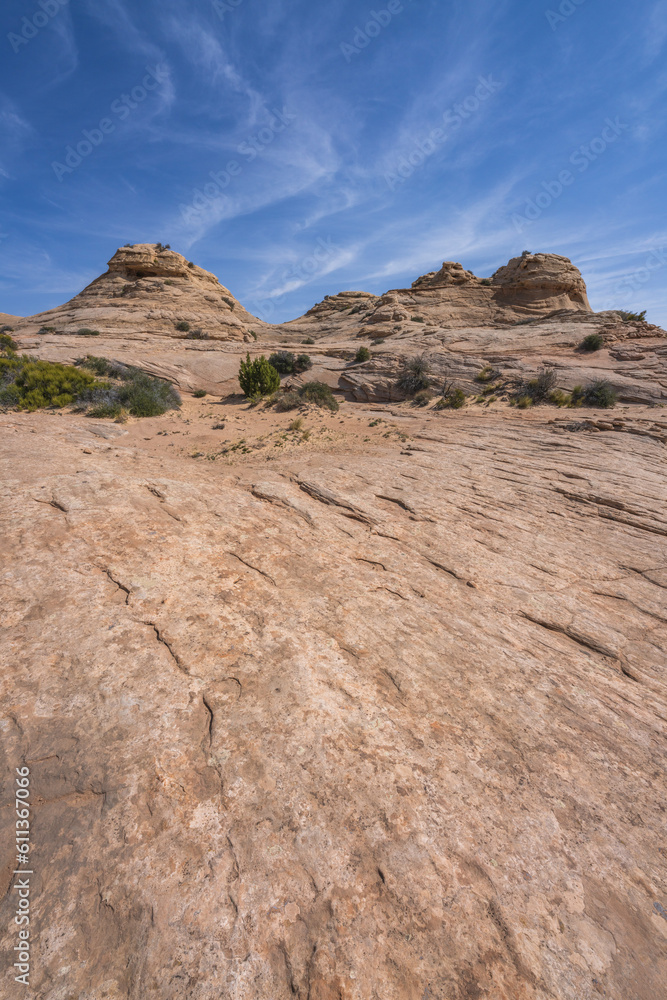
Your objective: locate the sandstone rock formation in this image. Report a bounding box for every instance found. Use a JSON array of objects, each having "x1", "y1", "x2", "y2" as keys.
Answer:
[
  {"x1": 1, "y1": 392, "x2": 666, "y2": 999},
  {"x1": 14, "y1": 243, "x2": 265, "y2": 342}
]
